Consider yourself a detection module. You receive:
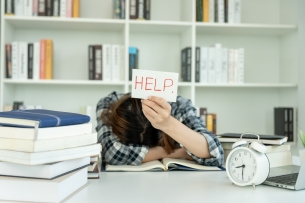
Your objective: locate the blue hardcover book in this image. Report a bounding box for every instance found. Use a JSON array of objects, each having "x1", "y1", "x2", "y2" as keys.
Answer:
[{"x1": 0, "y1": 109, "x2": 90, "y2": 128}]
